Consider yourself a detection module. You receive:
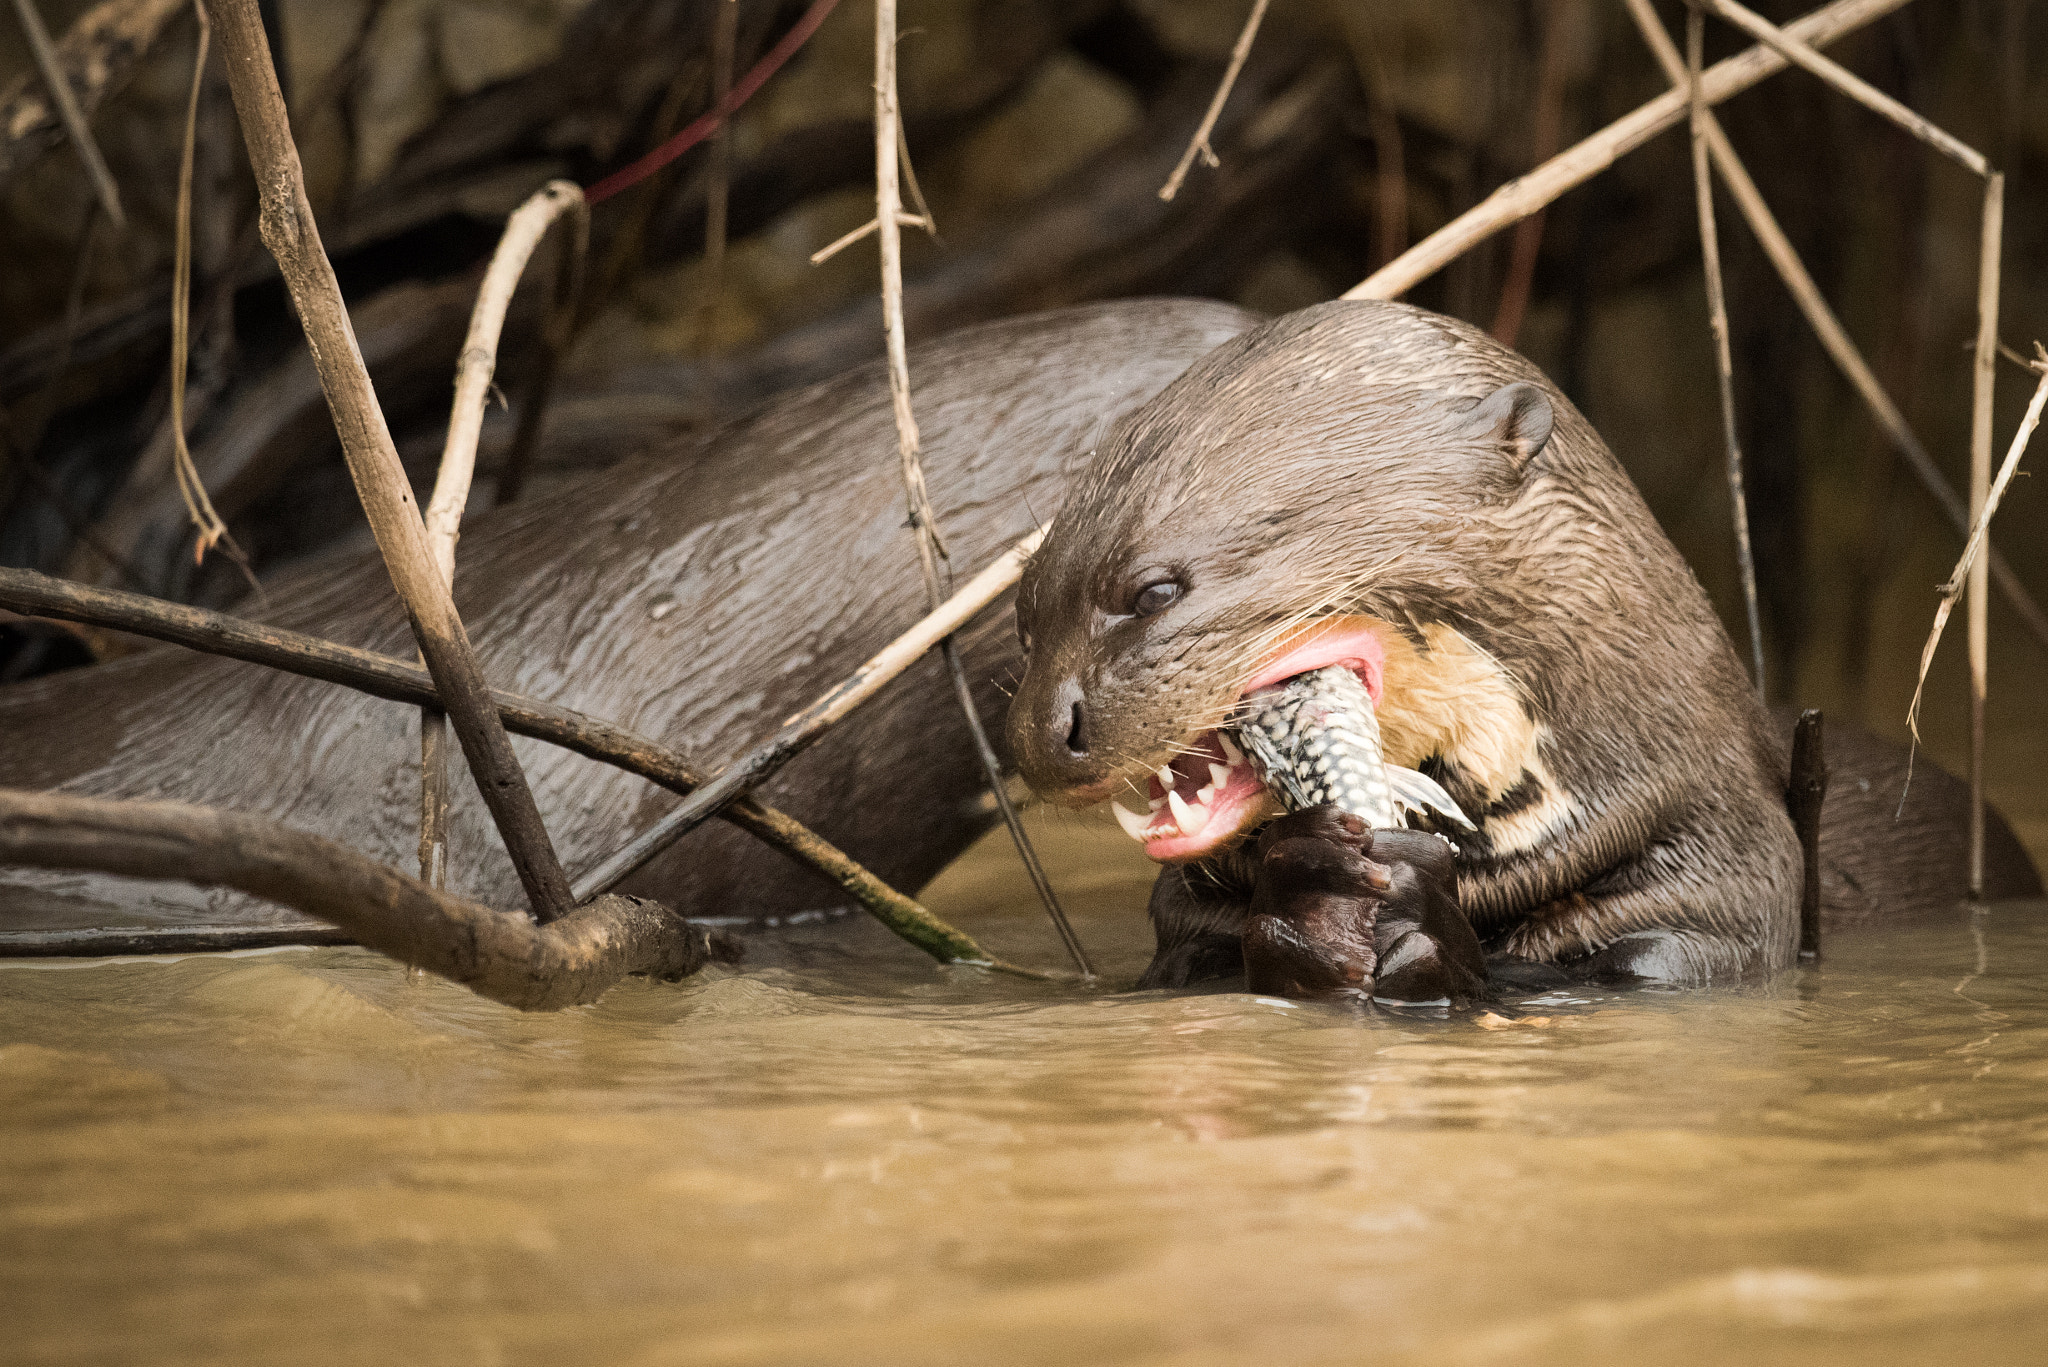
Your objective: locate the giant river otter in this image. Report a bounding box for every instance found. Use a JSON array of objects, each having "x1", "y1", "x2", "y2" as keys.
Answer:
[
  {"x1": 1, "y1": 298, "x2": 2035, "y2": 987},
  {"x1": 0, "y1": 301, "x2": 1254, "y2": 942},
  {"x1": 1006, "y1": 300, "x2": 2039, "y2": 997}
]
